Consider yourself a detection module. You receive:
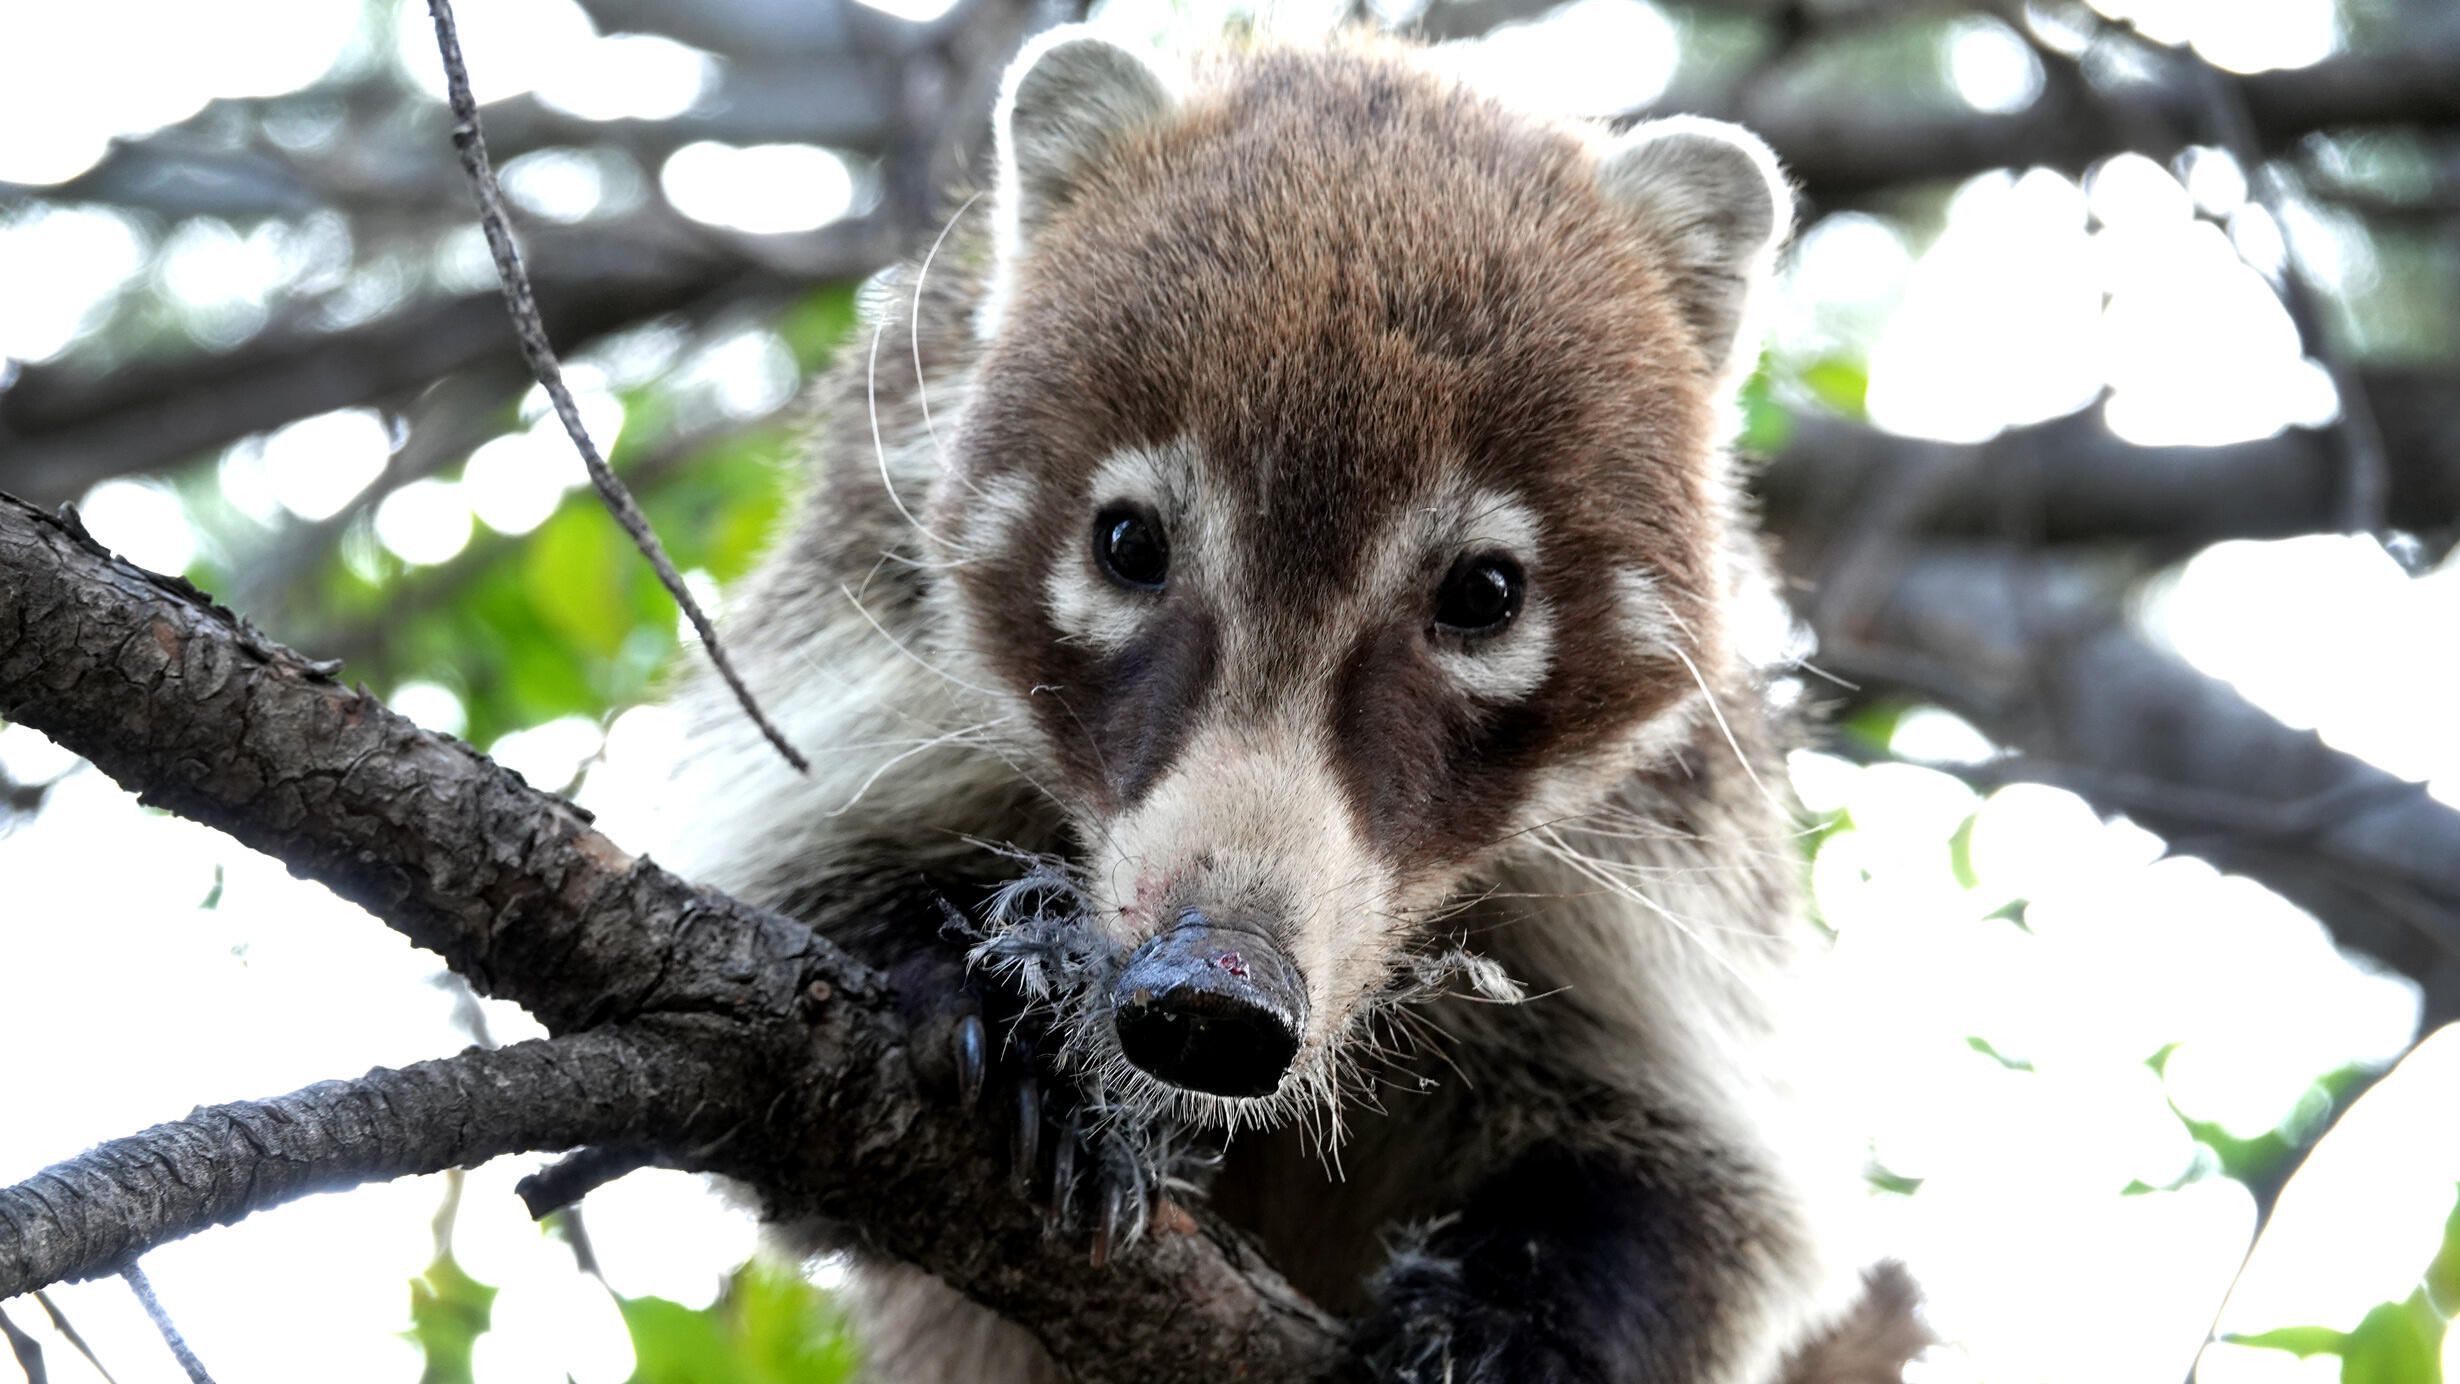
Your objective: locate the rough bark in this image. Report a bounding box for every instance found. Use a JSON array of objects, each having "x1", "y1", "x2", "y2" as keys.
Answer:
[
  {"x1": 0, "y1": 1027, "x2": 726, "y2": 1299},
  {"x1": 0, "y1": 492, "x2": 1343, "y2": 1384}
]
